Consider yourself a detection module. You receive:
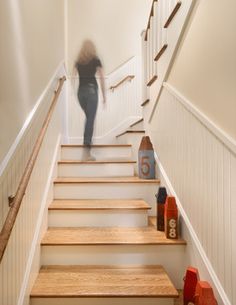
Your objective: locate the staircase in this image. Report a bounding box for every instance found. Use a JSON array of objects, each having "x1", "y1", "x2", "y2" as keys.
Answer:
[{"x1": 30, "y1": 144, "x2": 186, "y2": 305}]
